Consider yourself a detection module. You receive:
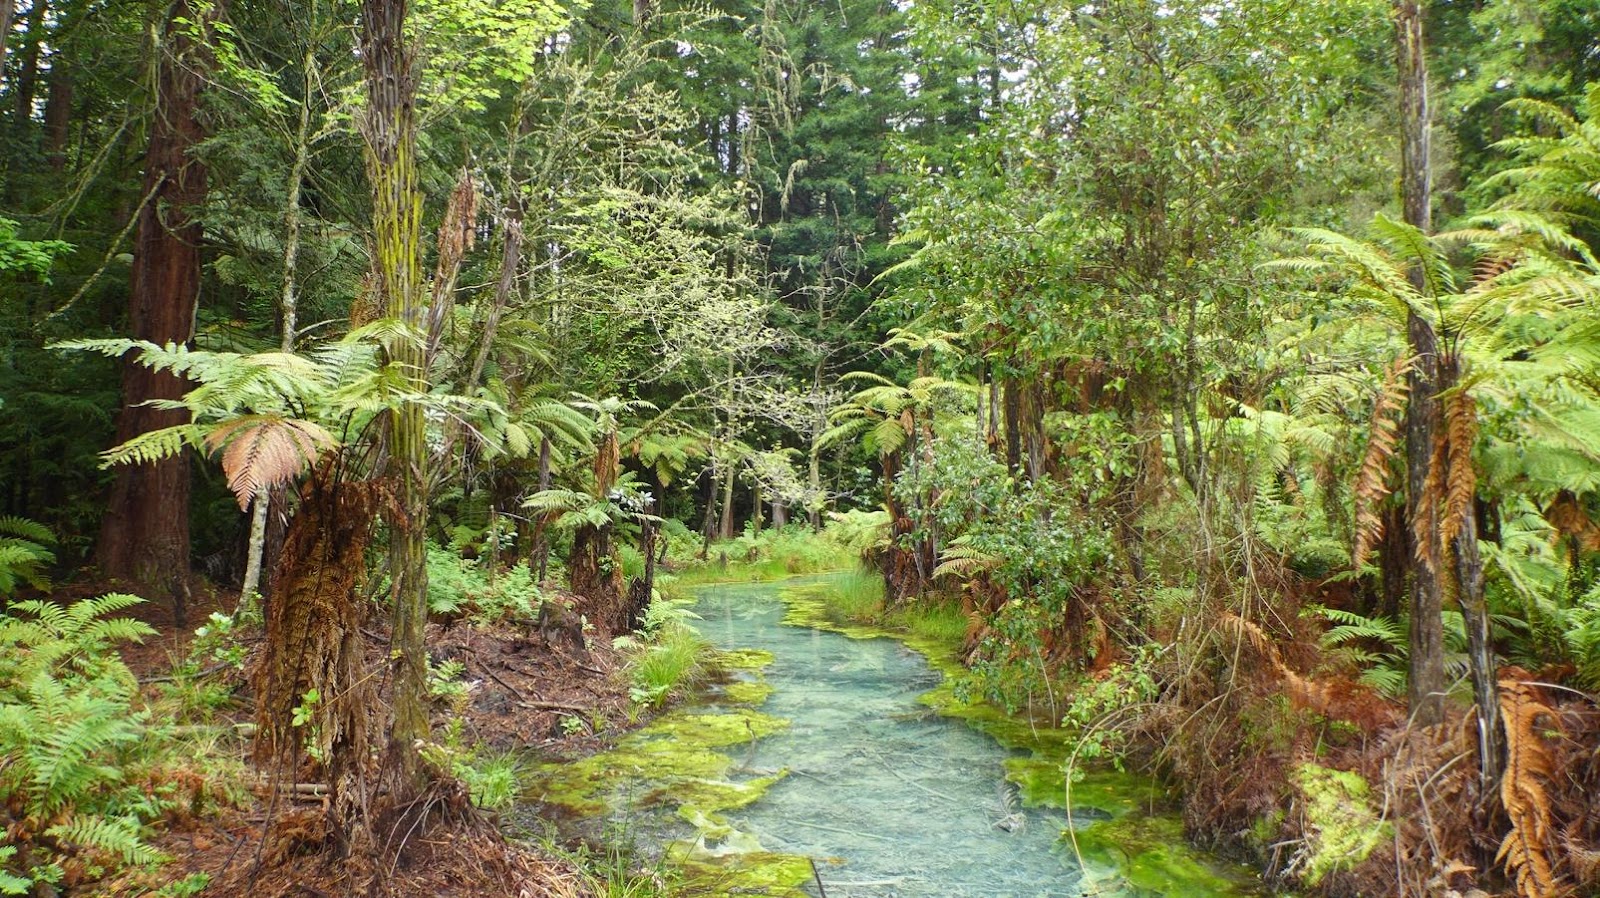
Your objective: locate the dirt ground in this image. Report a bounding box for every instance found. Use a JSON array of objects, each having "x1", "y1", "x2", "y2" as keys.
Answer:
[{"x1": 98, "y1": 580, "x2": 649, "y2": 898}]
